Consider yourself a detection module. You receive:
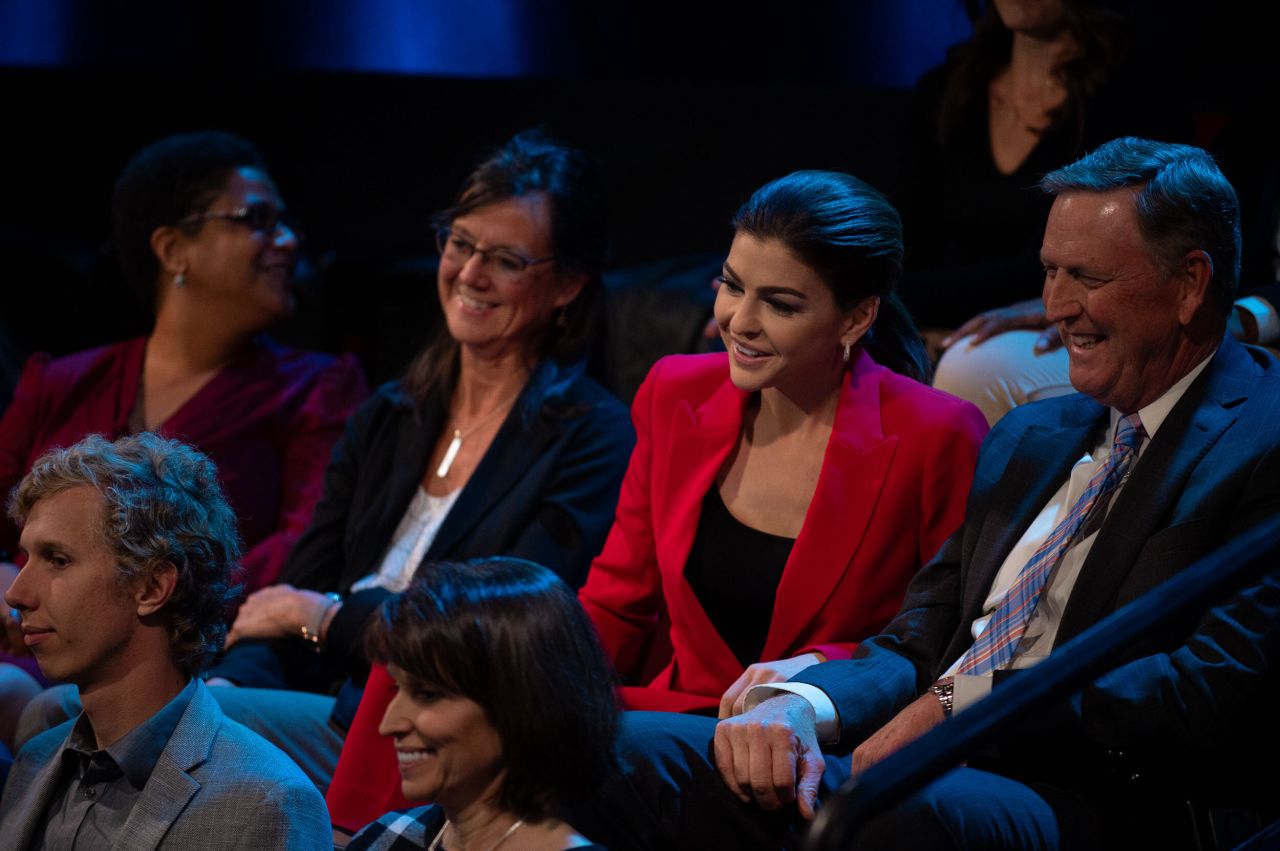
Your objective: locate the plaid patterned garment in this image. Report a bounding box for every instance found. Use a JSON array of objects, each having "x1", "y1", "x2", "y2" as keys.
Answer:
[
  {"x1": 346, "y1": 806, "x2": 441, "y2": 851},
  {"x1": 346, "y1": 805, "x2": 609, "y2": 850}
]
